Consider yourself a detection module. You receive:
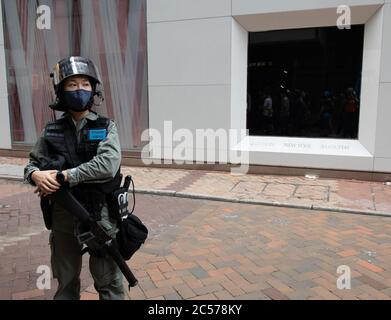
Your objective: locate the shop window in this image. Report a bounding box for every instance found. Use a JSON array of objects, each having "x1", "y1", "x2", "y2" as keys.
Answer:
[{"x1": 247, "y1": 25, "x2": 364, "y2": 139}]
